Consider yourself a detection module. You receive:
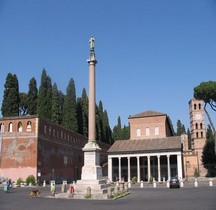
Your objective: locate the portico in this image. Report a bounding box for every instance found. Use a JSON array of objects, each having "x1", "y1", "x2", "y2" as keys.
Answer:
[{"x1": 108, "y1": 137, "x2": 183, "y2": 183}]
